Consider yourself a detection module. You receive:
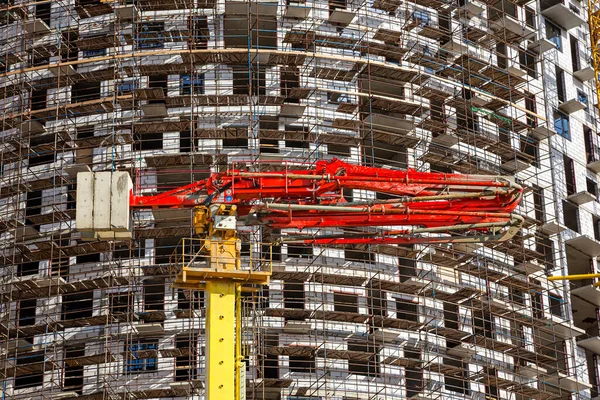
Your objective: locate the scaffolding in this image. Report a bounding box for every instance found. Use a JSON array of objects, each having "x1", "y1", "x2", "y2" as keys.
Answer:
[{"x1": 0, "y1": 0, "x2": 598, "y2": 399}]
